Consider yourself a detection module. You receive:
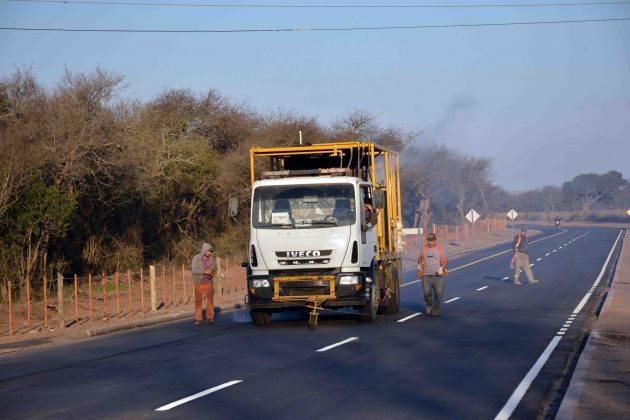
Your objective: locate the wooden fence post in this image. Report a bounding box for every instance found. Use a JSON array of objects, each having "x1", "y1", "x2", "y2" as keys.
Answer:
[
  {"x1": 127, "y1": 270, "x2": 131, "y2": 312},
  {"x1": 217, "y1": 257, "x2": 223, "y2": 295},
  {"x1": 102, "y1": 273, "x2": 107, "y2": 319},
  {"x1": 162, "y1": 266, "x2": 166, "y2": 307},
  {"x1": 44, "y1": 272, "x2": 48, "y2": 328},
  {"x1": 89, "y1": 273, "x2": 93, "y2": 321},
  {"x1": 233, "y1": 255, "x2": 238, "y2": 293},
  {"x1": 150, "y1": 265, "x2": 157, "y2": 312},
  {"x1": 182, "y1": 264, "x2": 186, "y2": 302},
  {"x1": 226, "y1": 256, "x2": 230, "y2": 294},
  {"x1": 74, "y1": 274, "x2": 78, "y2": 322},
  {"x1": 115, "y1": 272, "x2": 120, "y2": 317},
  {"x1": 8, "y1": 281, "x2": 12, "y2": 335},
  {"x1": 57, "y1": 272, "x2": 64, "y2": 328},
  {"x1": 172, "y1": 266, "x2": 176, "y2": 304},
  {"x1": 140, "y1": 268, "x2": 145, "y2": 312},
  {"x1": 26, "y1": 275, "x2": 31, "y2": 330}
]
